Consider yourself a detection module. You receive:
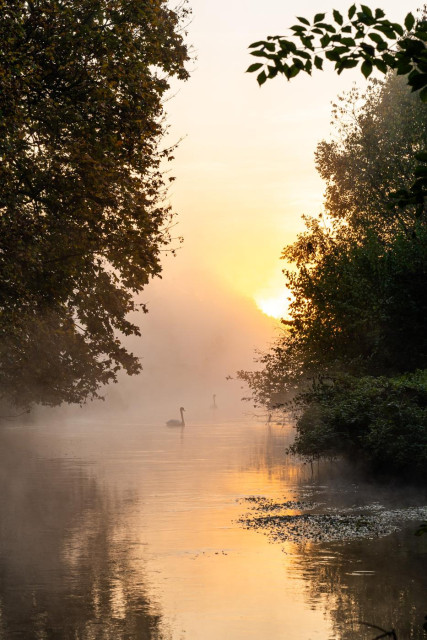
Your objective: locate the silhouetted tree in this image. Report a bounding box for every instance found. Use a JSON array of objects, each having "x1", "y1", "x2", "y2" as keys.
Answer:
[{"x1": 0, "y1": 0, "x2": 190, "y2": 408}]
